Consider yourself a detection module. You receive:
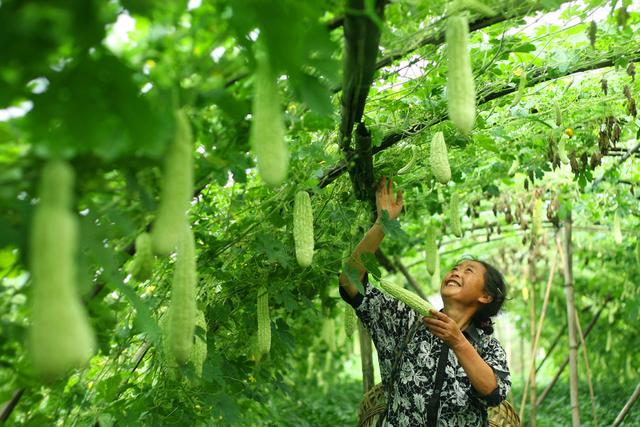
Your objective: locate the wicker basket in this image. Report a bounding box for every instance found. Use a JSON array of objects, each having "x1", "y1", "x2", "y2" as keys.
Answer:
[{"x1": 358, "y1": 383, "x2": 520, "y2": 427}]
